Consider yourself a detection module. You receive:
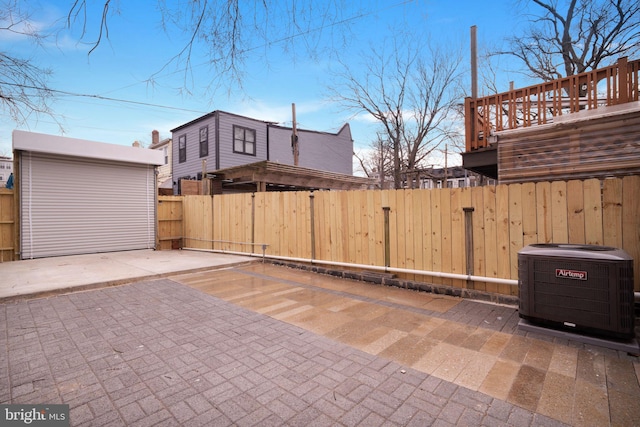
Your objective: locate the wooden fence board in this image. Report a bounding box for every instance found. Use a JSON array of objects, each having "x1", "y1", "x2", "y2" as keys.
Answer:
[
  {"x1": 157, "y1": 196, "x2": 183, "y2": 250},
  {"x1": 622, "y1": 176, "x2": 640, "y2": 290},
  {"x1": 319, "y1": 191, "x2": 331, "y2": 261},
  {"x1": 471, "y1": 186, "x2": 486, "y2": 291},
  {"x1": 440, "y1": 188, "x2": 452, "y2": 286},
  {"x1": 508, "y1": 184, "x2": 523, "y2": 283},
  {"x1": 282, "y1": 192, "x2": 293, "y2": 257},
  {"x1": 300, "y1": 192, "x2": 311, "y2": 259},
  {"x1": 0, "y1": 189, "x2": 15, "y2": 262},
  {"x1": 419, "y1": 189, "x2": 433, "y2": 275},
  {"x1": 495, "y1": 184, "x2": 510, "y2": 289},
  {"x1": 483, "y1": 185, "x2": 498, "y2": 293},
  {"x1": 551, "y1": 181, "x2": 569, "y2": 243},
  {"x1": 364, "y1": 190, "x2": 375, "y2": 265},
  {"x1": 450, "y1": 187, "x2": 467, "y2": 288},
  {"x1": 372, "y1": 190, "x2": 384, "y2": 266},
  {"x1": 348, "y1": 191, "x2": 360, "y2": 265},
  {"x1": 396, "y1": 189, "x2": 407, "y2": 272},
  {"x1": 450, "y1": 188, "x2": 464, "y2": 277},
  {"x1": 583, "y1": 179, "x2": 603, "y2": 245},
  {"x1": 535, "y1": 181, "x2": 553, "y2": 244},
  {"x1": 151, "y1": 176, "x2": 640, "y2": 296},
  {"x1": 254, "y1": 193, "x2": 266, "y2": 253},
  {"x1": 521, "y1": 183, "x2": 537, "y2": 246},
  {"x1": 403, "y1": 189, "x2": 414, "y2": 278},
  {"x1": 339, "y1": 191, "x2": 350, "y2": 264},
  {"x1": 411, "y1": 189, "x2": 424, "y2": 276},
  {"x1": 430, "y1": 188, "x2": 443, "y2": 274},
  {"x1": 603, "y1": 178, "x2": 623, "y2": 248},
  {"x1": 567, "y1": 180, "x2": 586, "y2": 244},
  {"x1": 384, "y1": 189, "x2": 396, "y2": 268}
]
